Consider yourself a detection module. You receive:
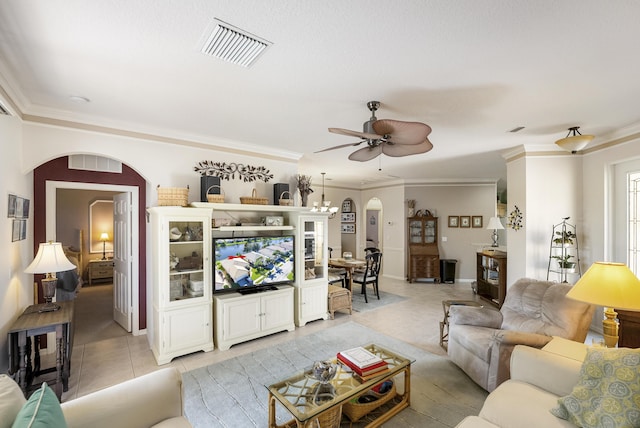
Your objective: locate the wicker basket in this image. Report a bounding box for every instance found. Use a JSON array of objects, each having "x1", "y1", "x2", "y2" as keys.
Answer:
[
  {"x1": 206, "y1": 185, "x2": 225, "y2": 203},
  {"x1": 303, "y1": 404, "x2": 342, "y2": 428},
  {"x1": 240, "y1": 188, "x2": 268, "y2": 205},
  {"x1": 342, "y1": 381, "x2": 396, "y2": 422},
  {"x1": 278, "y1": 191, "x2": 294, "y2": 206},
  {"x1": 157, "y1": 185, "x2": 189, "y2": 207}
]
